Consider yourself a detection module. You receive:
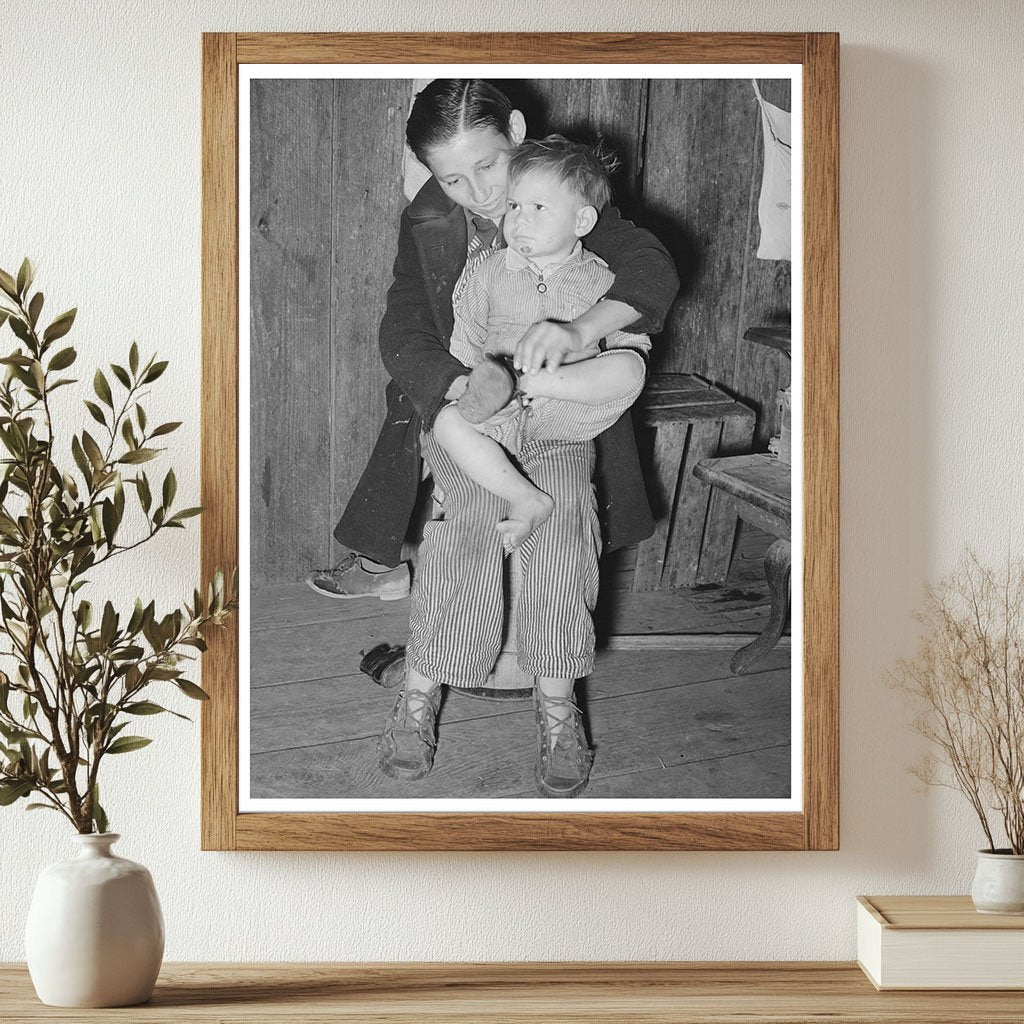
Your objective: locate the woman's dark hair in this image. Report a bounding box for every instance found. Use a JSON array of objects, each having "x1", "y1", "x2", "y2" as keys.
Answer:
[{"x1": 406, "y1": 80, "x2": 515, "y2": 164}]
